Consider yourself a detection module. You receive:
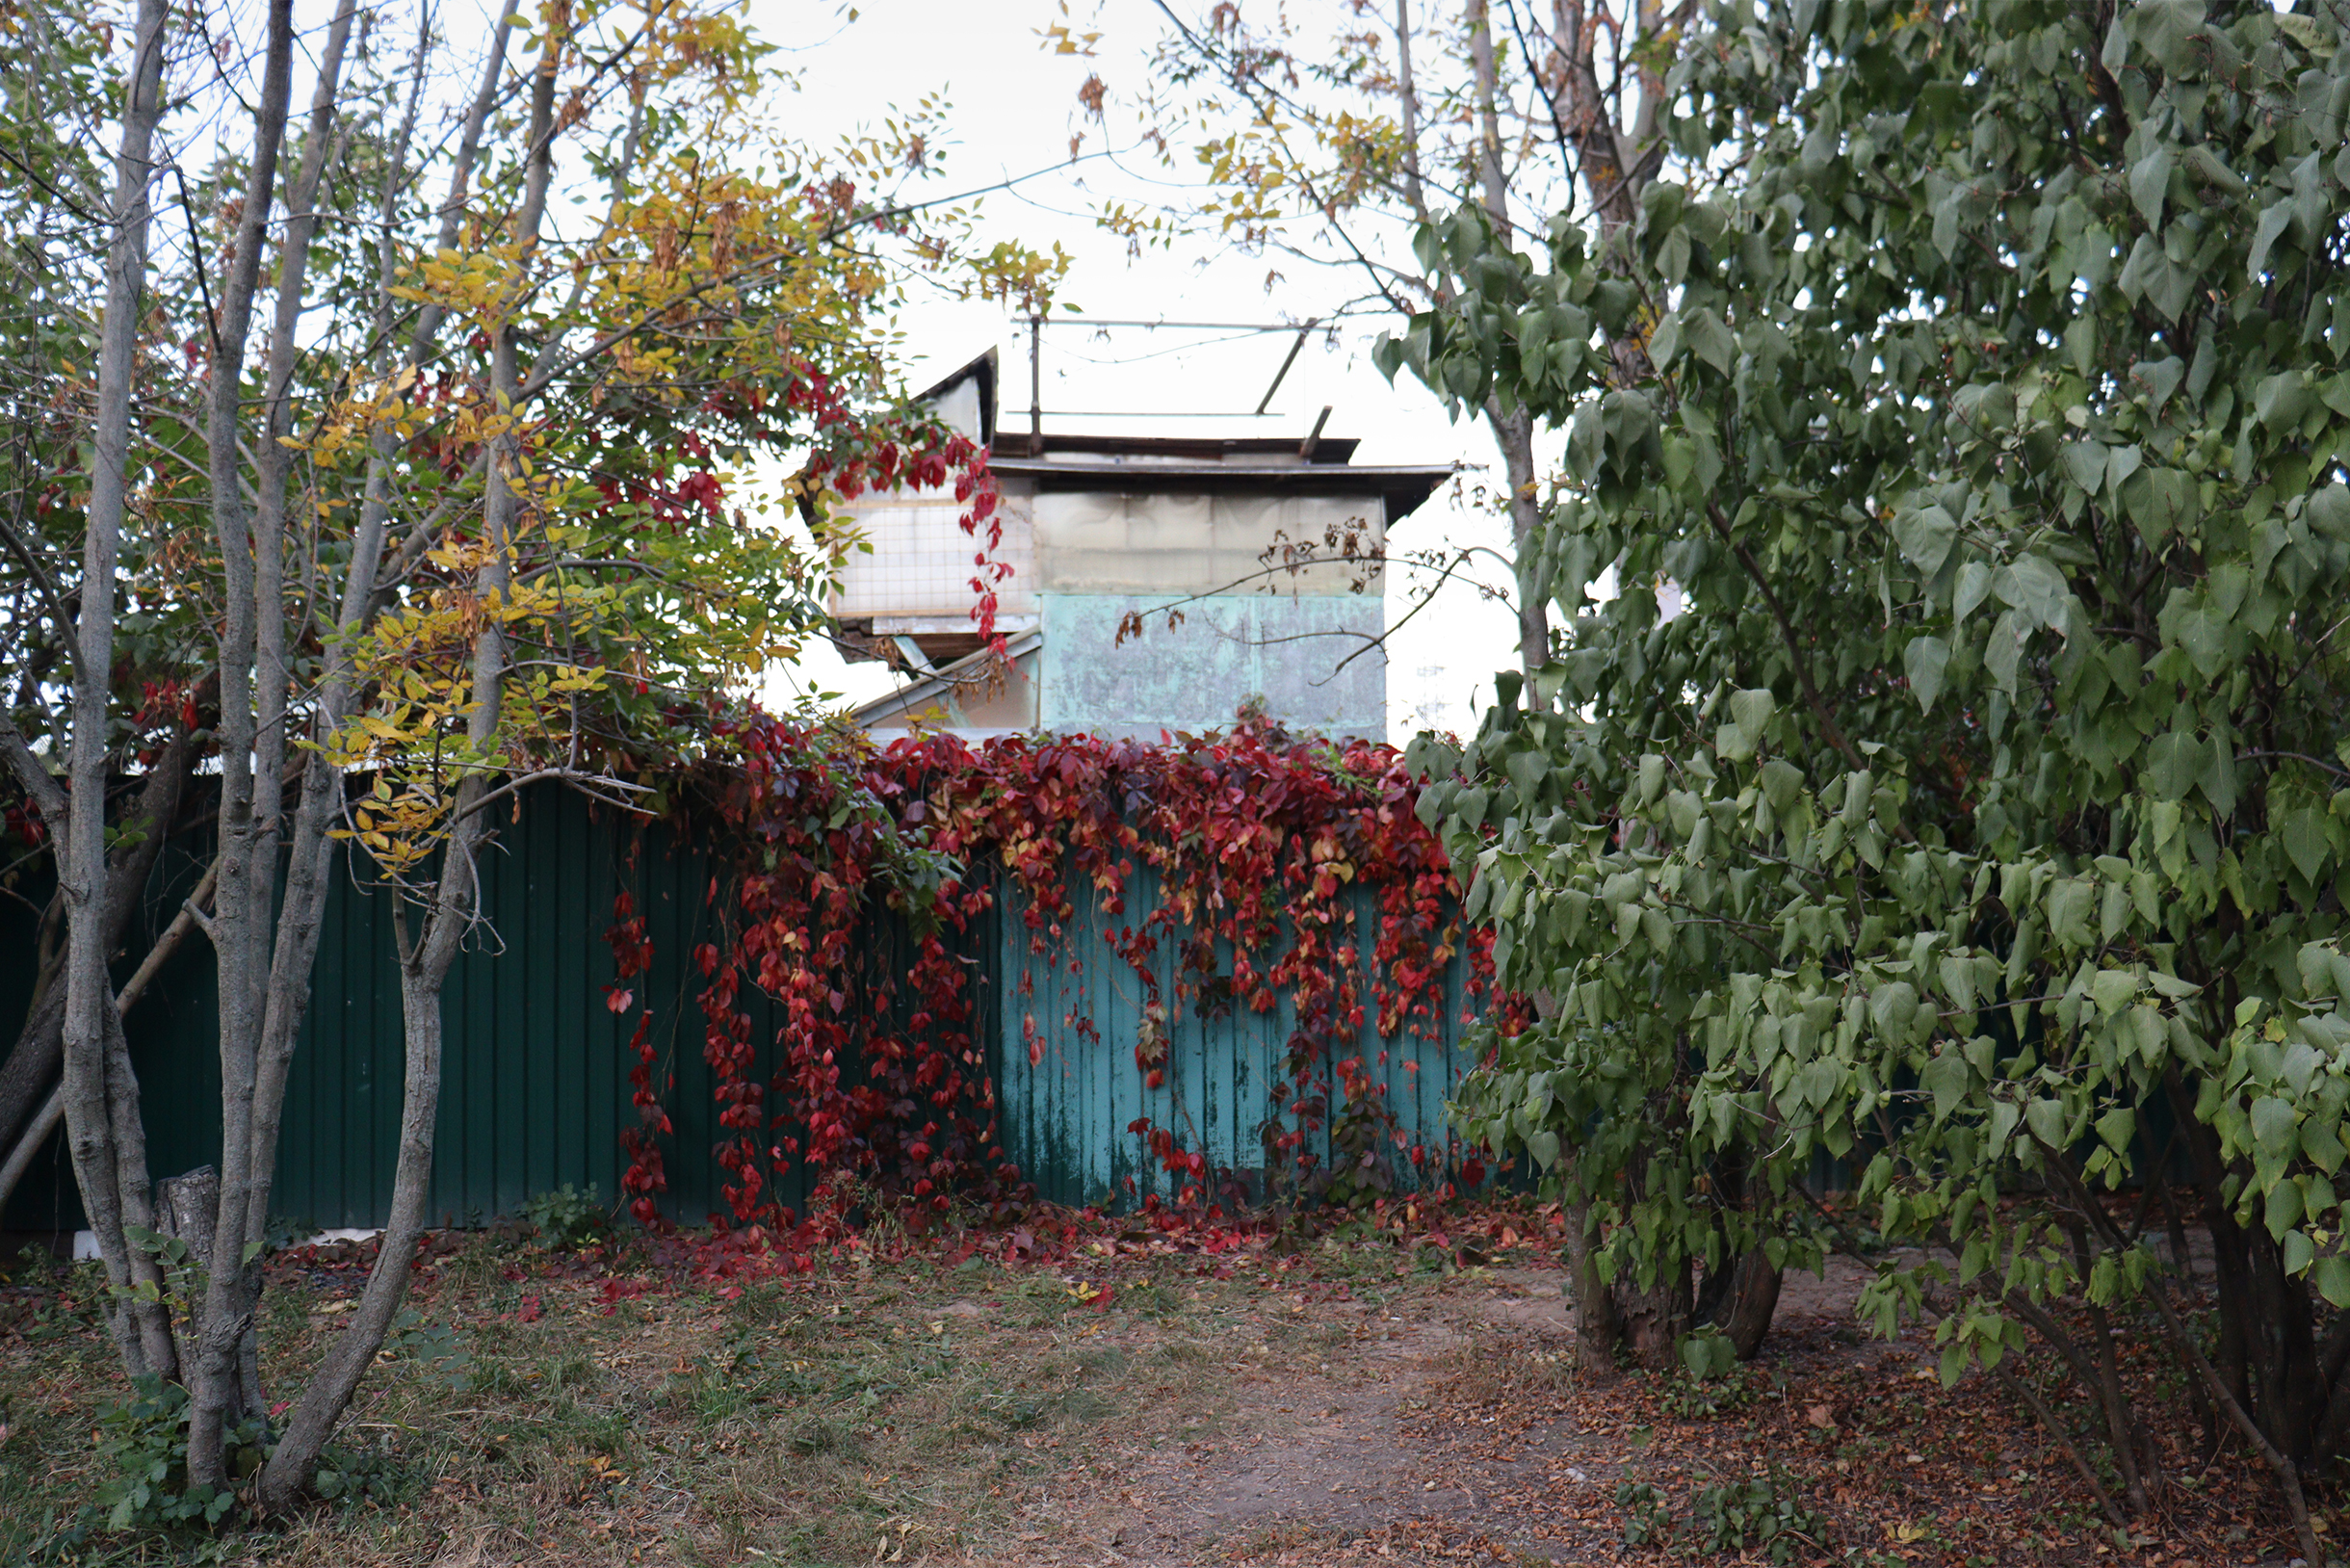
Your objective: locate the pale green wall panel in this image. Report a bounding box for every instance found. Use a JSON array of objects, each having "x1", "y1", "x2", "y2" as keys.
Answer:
[{"x1": 1038, "y1": 593, "x2": 1386, "y2": 741}]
